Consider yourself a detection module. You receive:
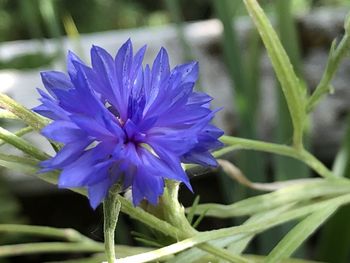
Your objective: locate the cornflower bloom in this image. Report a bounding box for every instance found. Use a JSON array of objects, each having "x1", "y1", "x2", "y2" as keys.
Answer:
[{"x1": 34, "y1": 40, "x2": 223, "y2": 208}]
